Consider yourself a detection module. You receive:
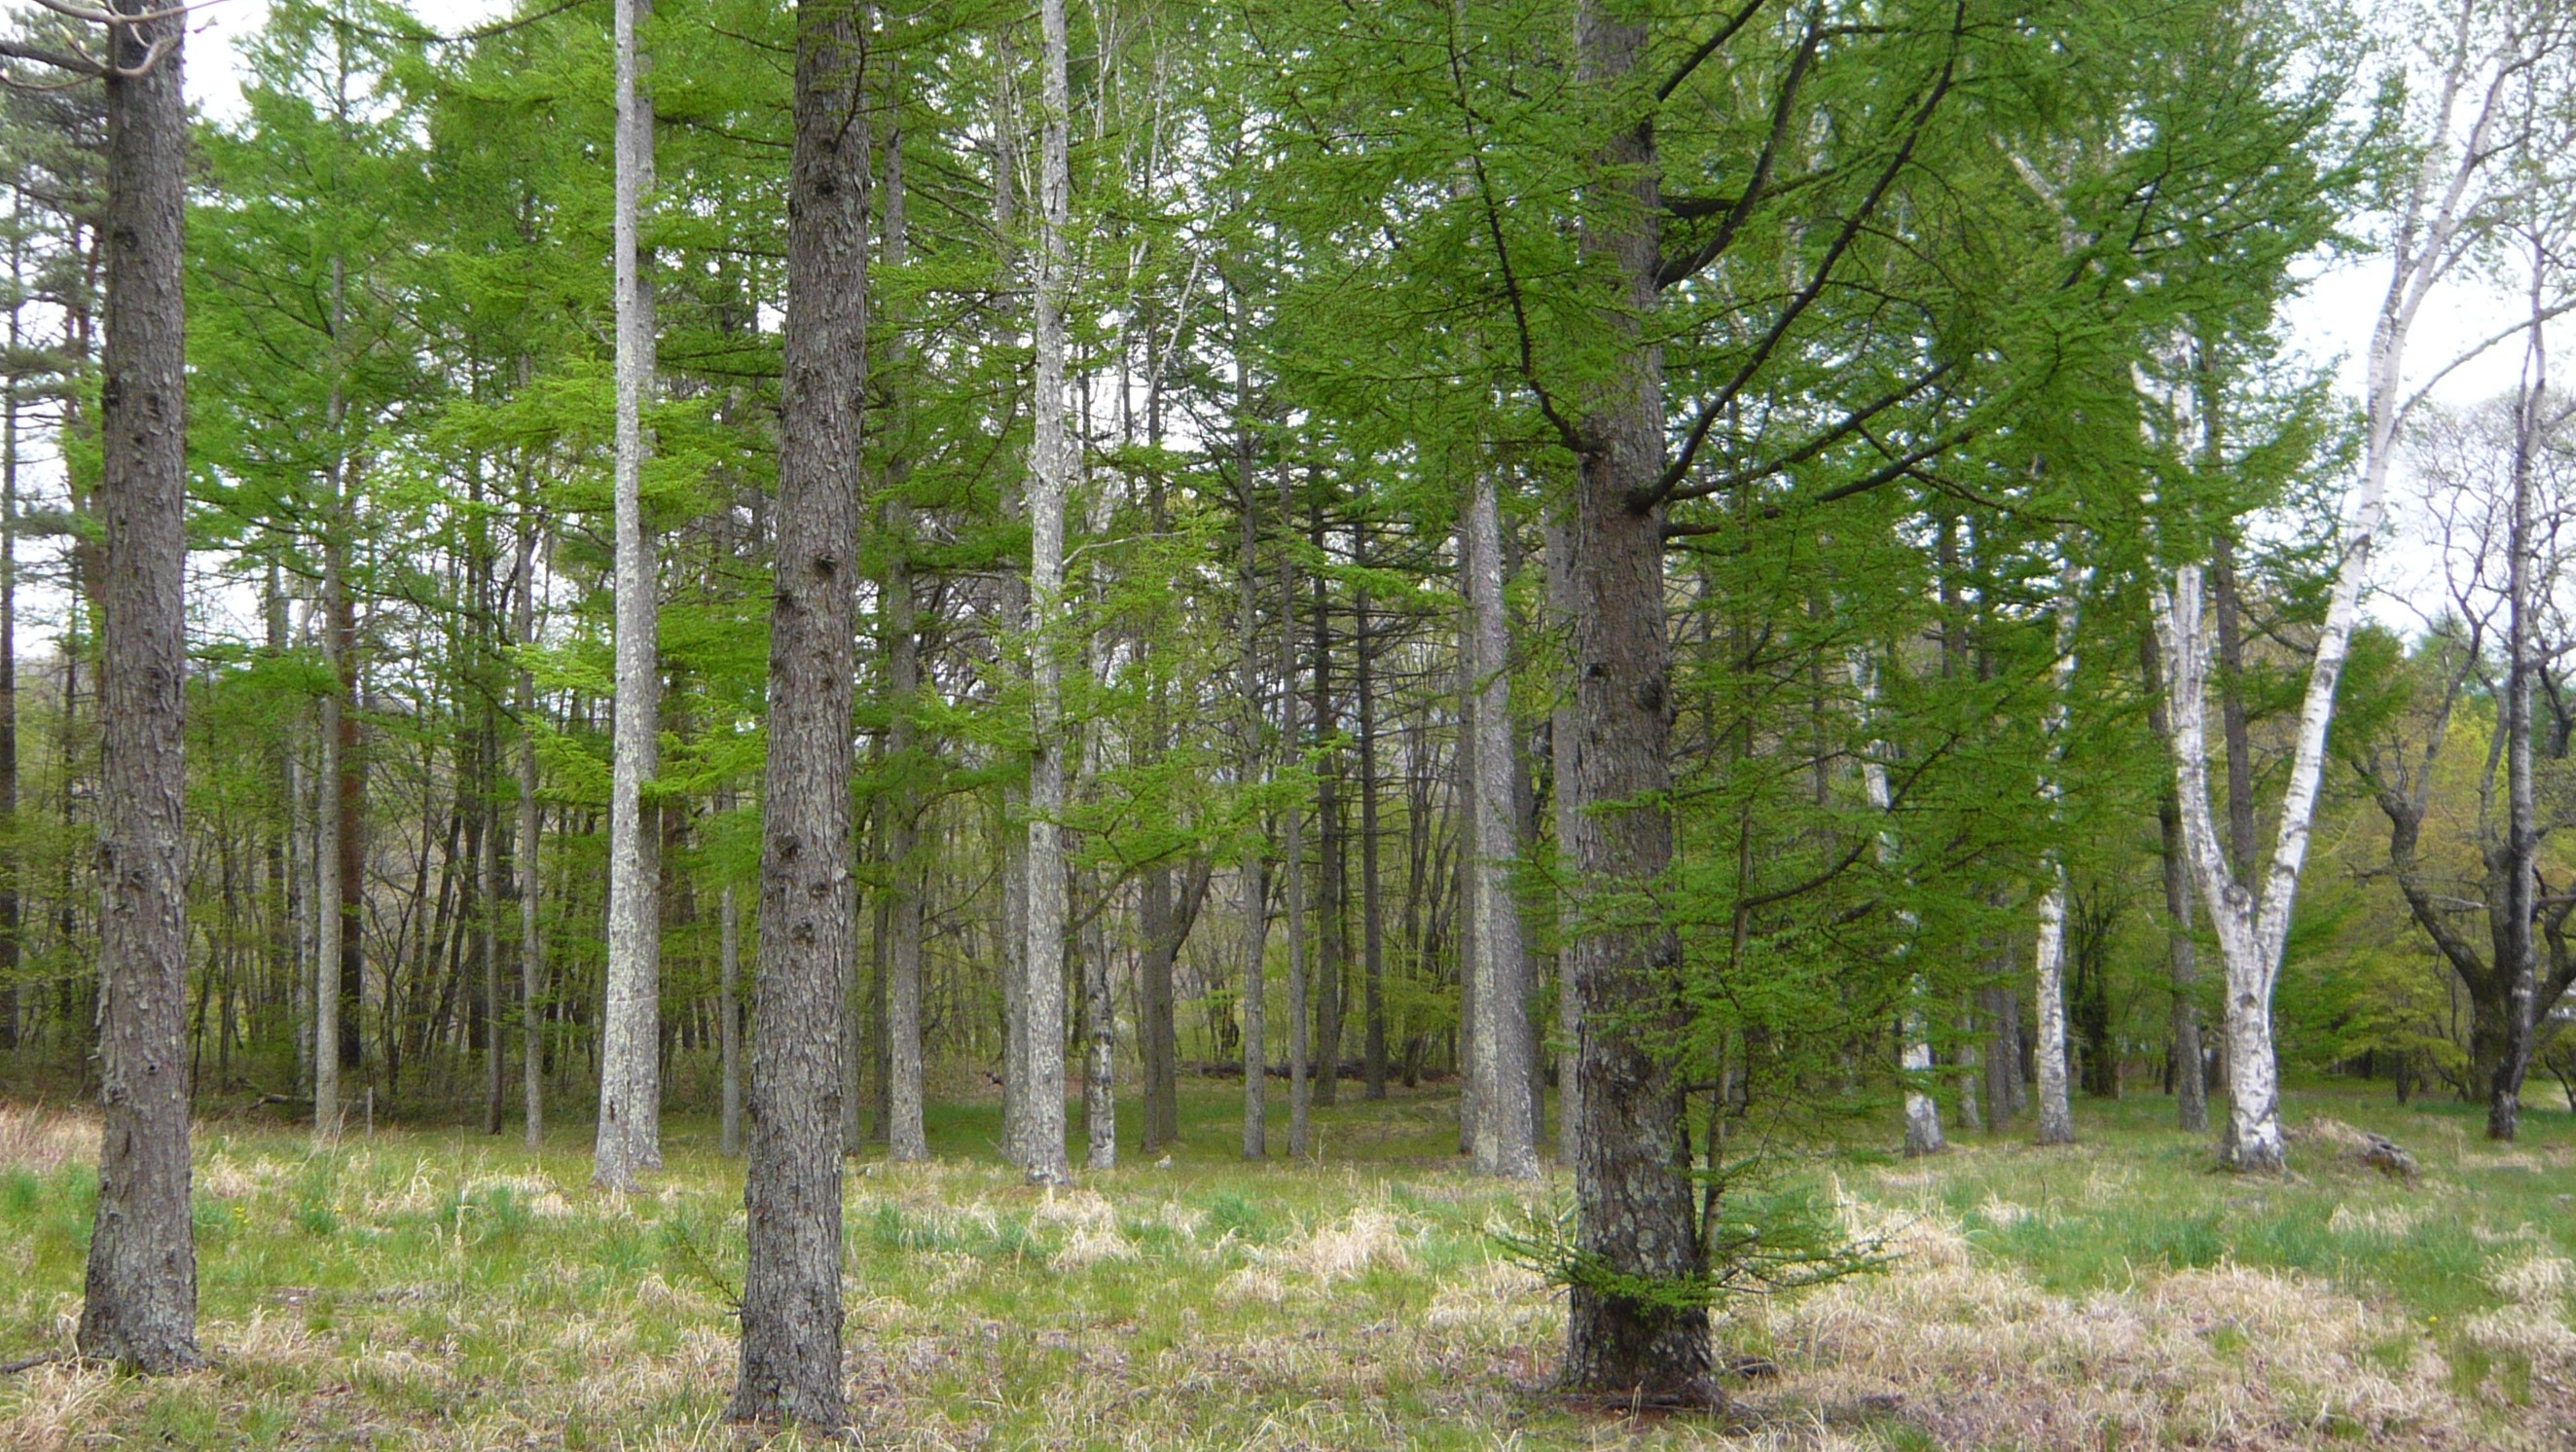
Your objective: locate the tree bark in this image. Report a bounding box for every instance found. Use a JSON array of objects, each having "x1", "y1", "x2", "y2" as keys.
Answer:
[
  {"x1": 1312, "y1": 501, "x2": 1344, "y2": 1108},
  {"x1": 719, "y1": 881, "x2": 742, "y2": 1157},
  {"x1": 1014, "y1": 0, "x2": 1074, "y2": 1185},
  {"x1": 1561, "y1": 0, "x2": 1709, "y2": 1399},
  {"x1": 1357, "y1": 579, "x2": 1389, "y2": 1103},
  {"x1": 516, "y1": 526, "x2": 544, "y2": 1148},
  {"x1": 1466, "y1": 471, "x2": 1537, "y2": 1179},
  {"x1": 2142, "y1": 628, "x2": 2207, "y2": 1133},
  {"x1": 595, "y1": 0, "x2": 663, "y2": 1192},
  {"x1": 80, "y1": 0, "x2": 200, "y2": 1371},
  {"x1": 731, "y1": 0, "x2": 863, "y2": 1425}
]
